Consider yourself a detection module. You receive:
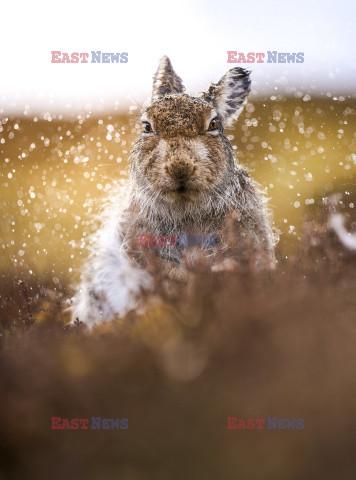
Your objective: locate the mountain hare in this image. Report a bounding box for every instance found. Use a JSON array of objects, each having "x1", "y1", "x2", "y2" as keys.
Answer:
[{"x1": 71, "y1": 56, "x2": 275, "y2": 327}]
